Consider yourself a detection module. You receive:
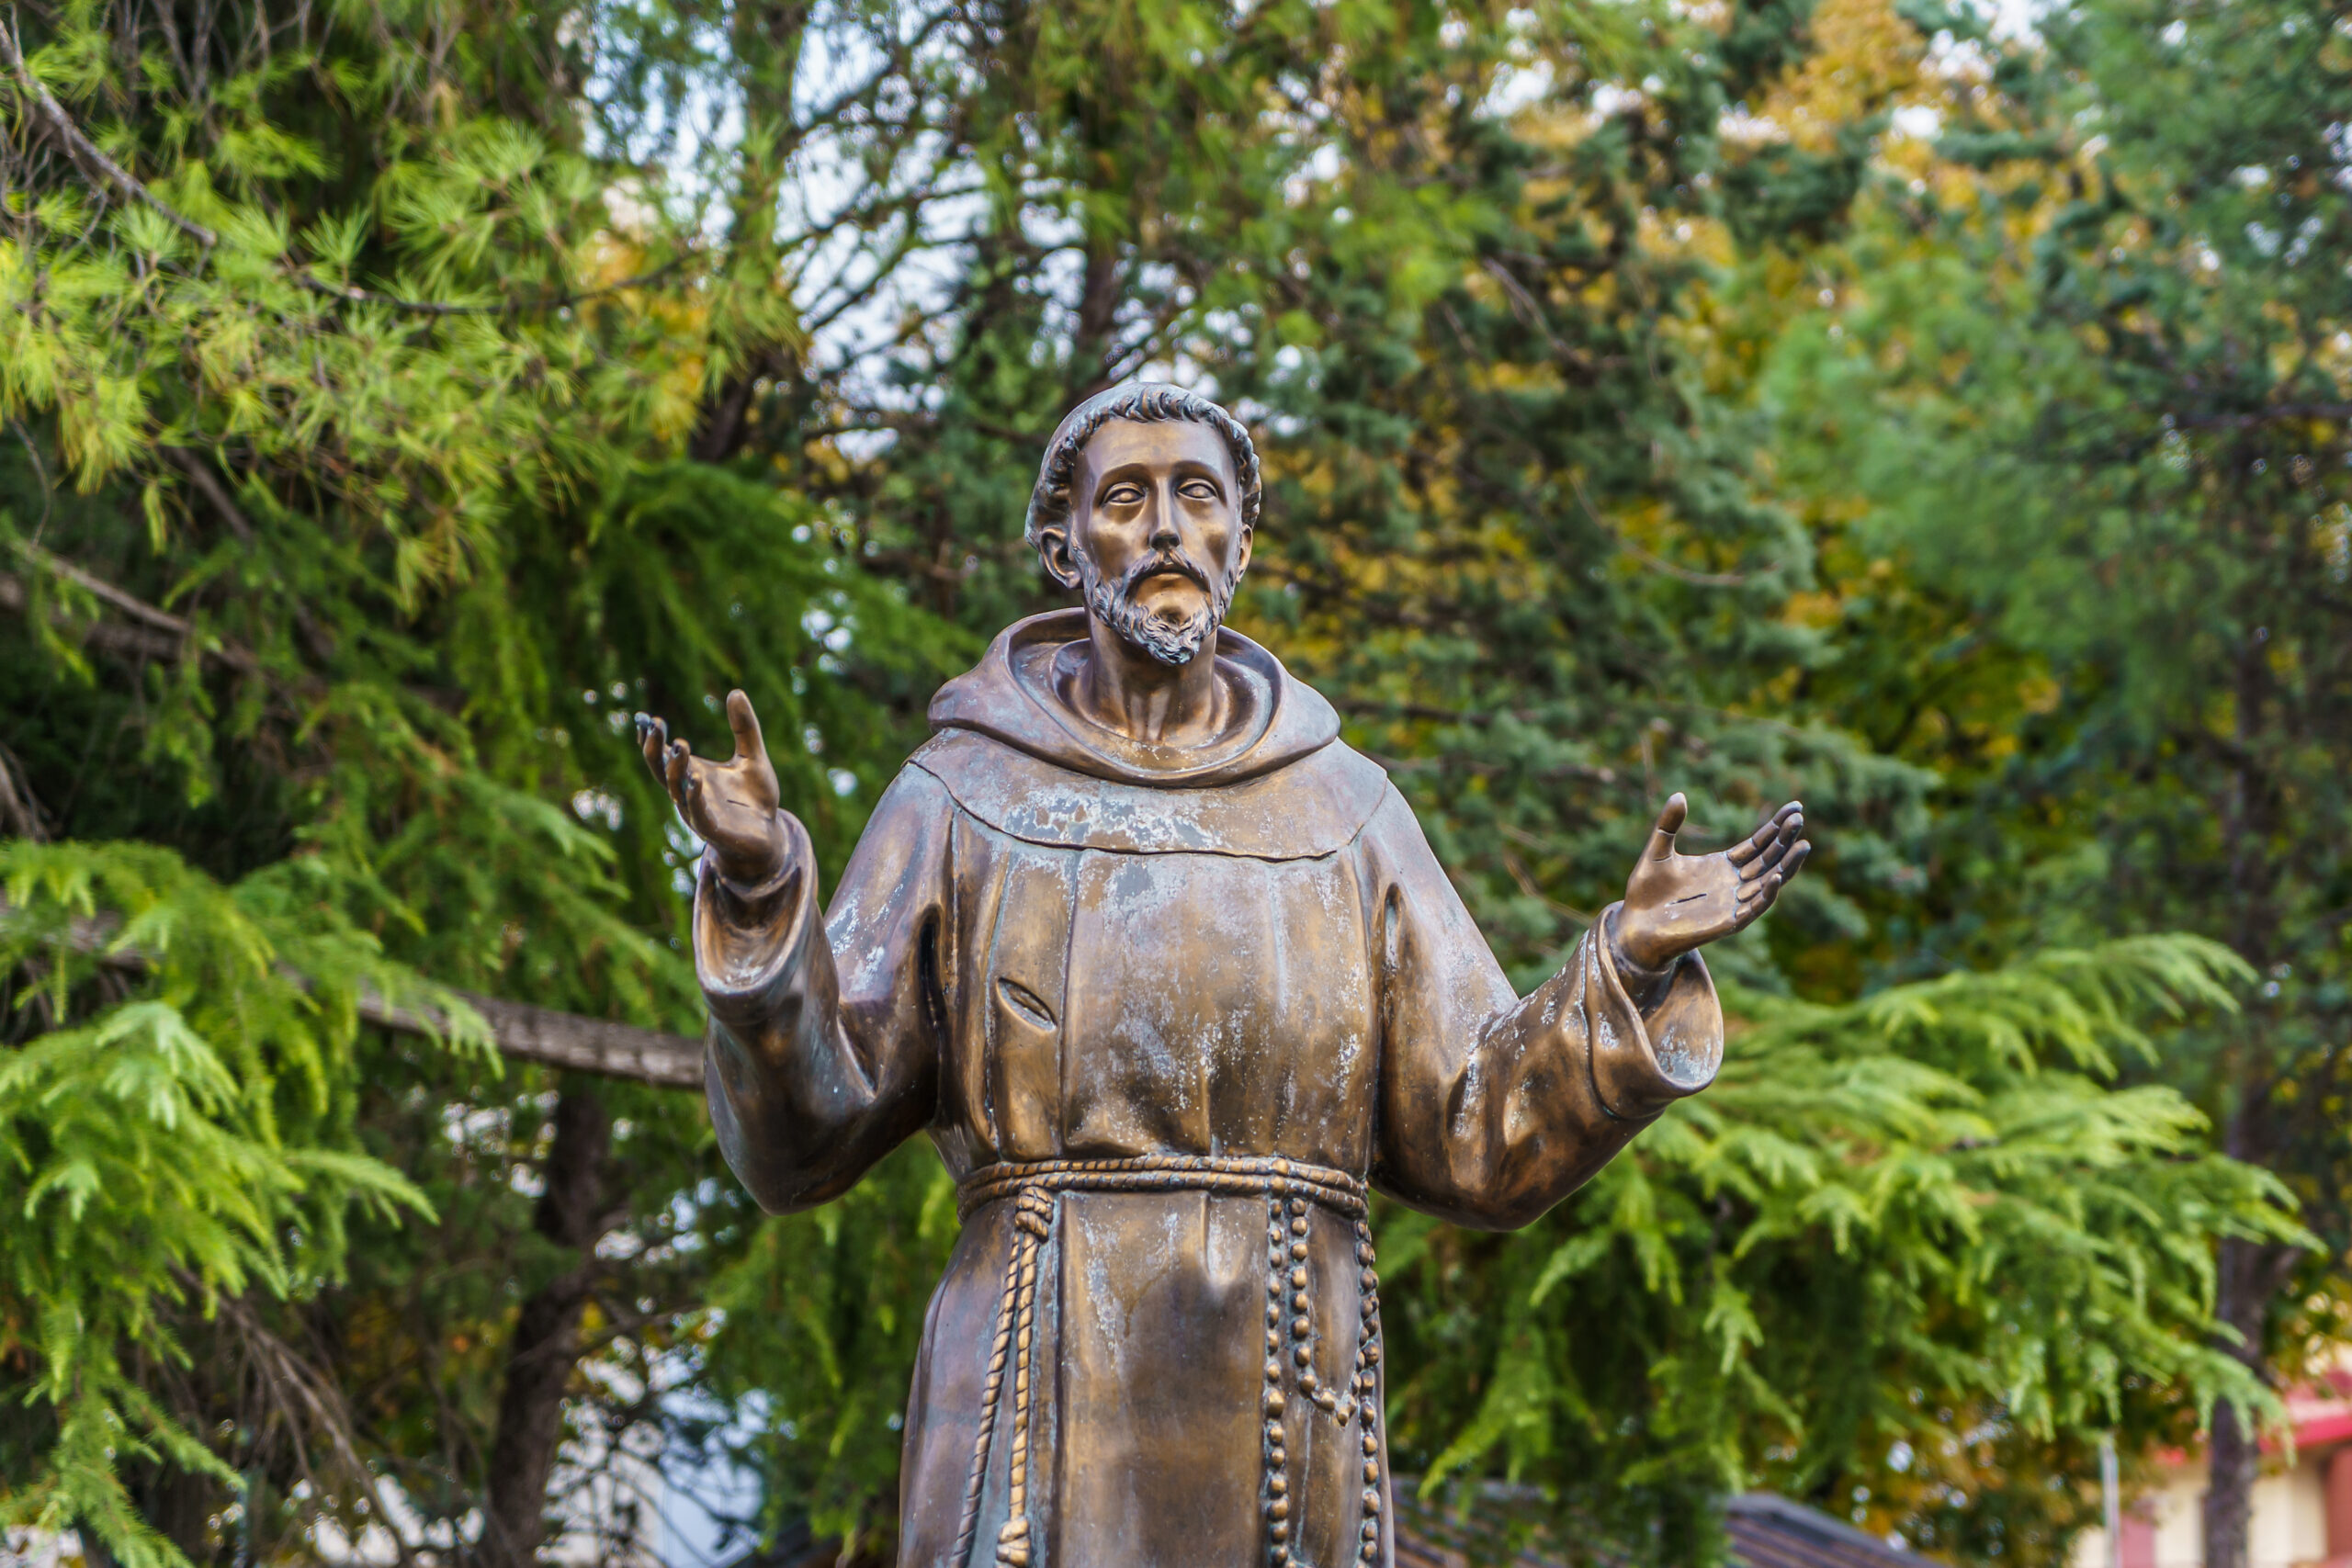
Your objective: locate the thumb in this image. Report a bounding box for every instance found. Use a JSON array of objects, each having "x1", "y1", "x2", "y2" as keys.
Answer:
[
  {"x1": 1645, "y1": 792, "x2": 1687, "y2": 861},
  {"x1": 725, "y1": 690, "x2": 767, "y2": 765}
]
